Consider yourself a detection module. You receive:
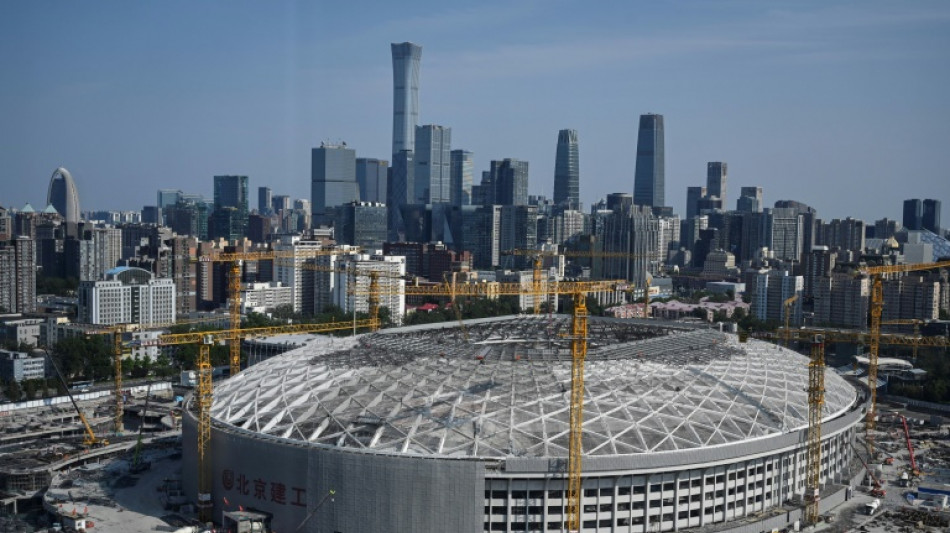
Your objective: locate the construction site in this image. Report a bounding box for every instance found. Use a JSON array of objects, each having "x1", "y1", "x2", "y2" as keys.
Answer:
[{"x1": 0, "y1": 255, "x2": 948, "y2": 532}]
